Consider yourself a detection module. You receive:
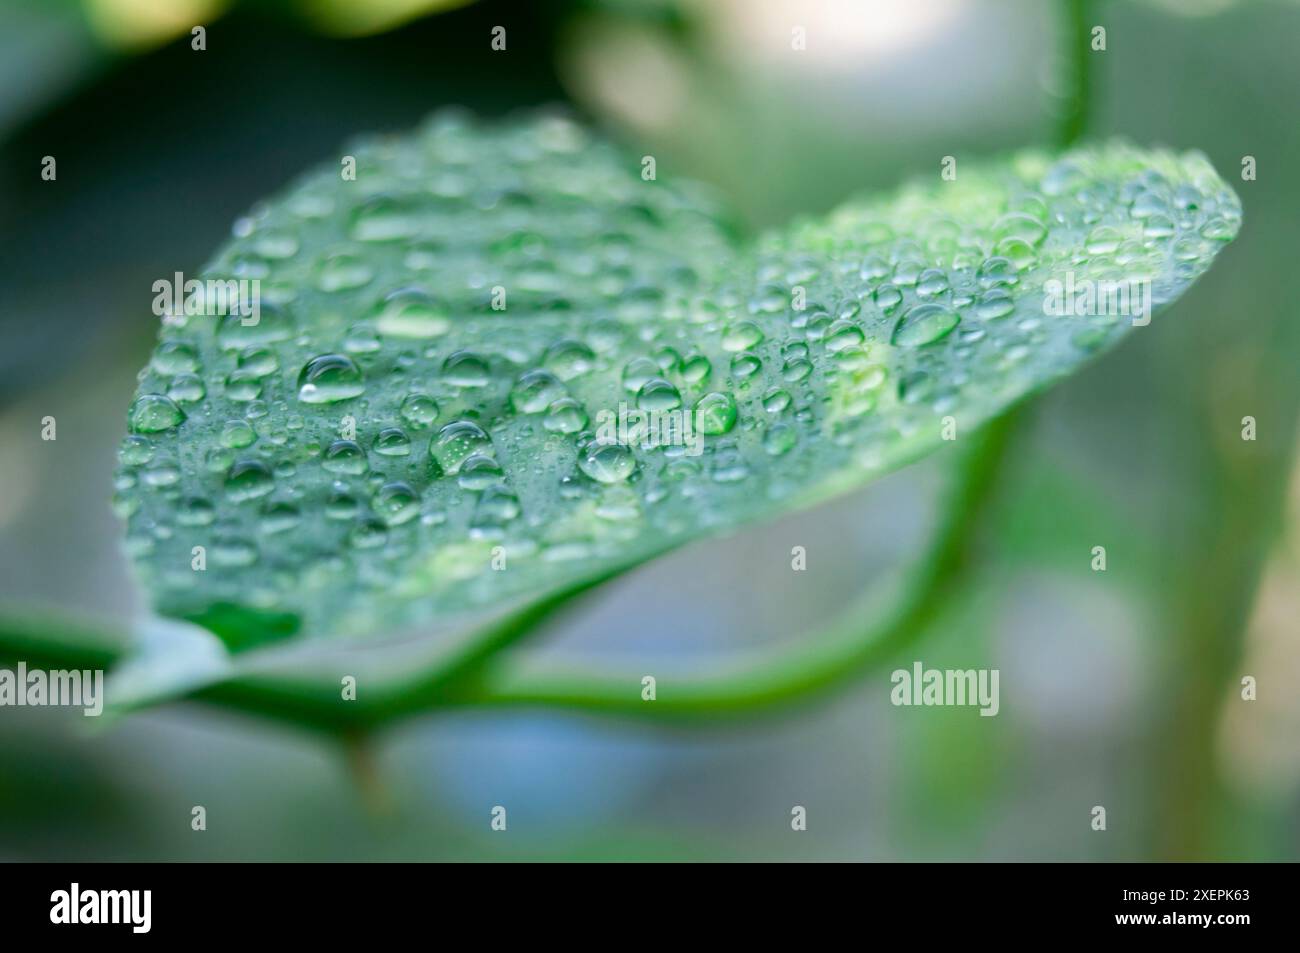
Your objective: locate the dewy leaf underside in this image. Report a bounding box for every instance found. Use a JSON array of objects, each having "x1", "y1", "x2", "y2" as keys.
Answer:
[{"x1": 115, "y1": 112, "x2": 1241, "y2": 650}]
